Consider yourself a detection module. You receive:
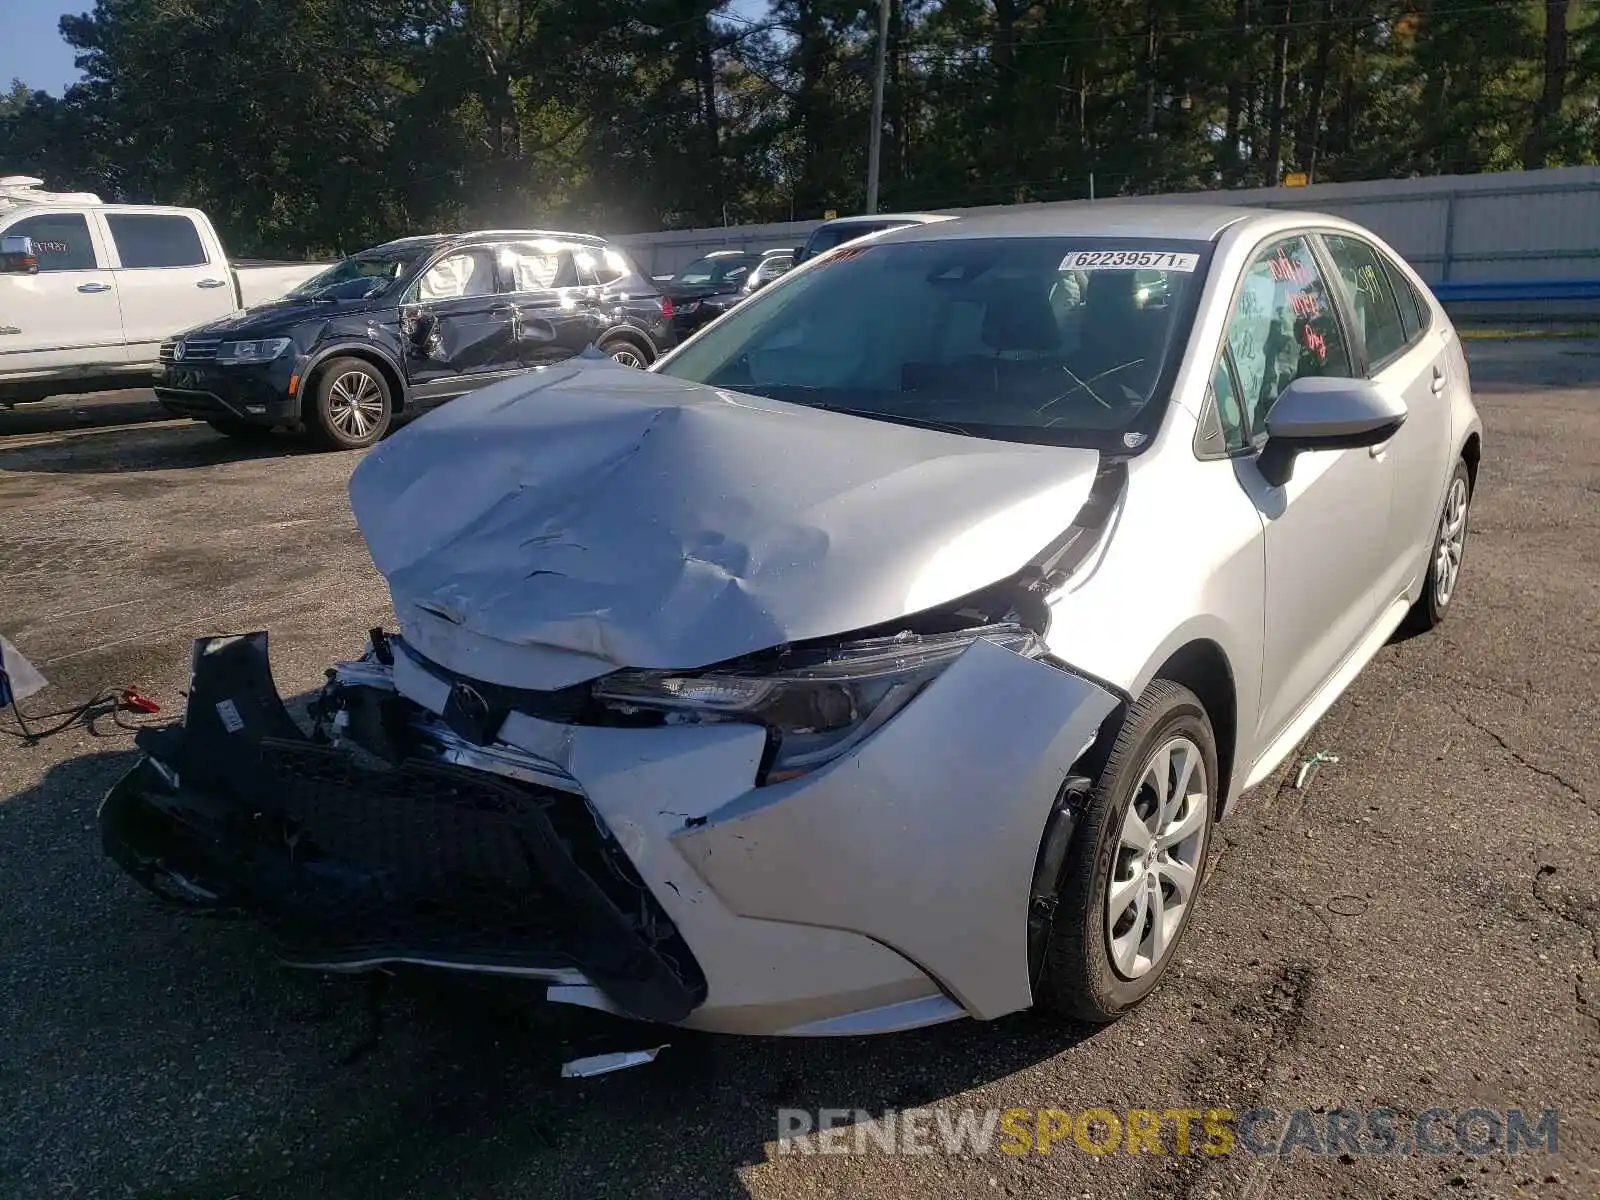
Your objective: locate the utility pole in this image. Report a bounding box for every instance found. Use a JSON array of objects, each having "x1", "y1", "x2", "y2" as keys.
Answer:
[{"x1": 865, "y1": 0, "x2": 890, "y2": 214}]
